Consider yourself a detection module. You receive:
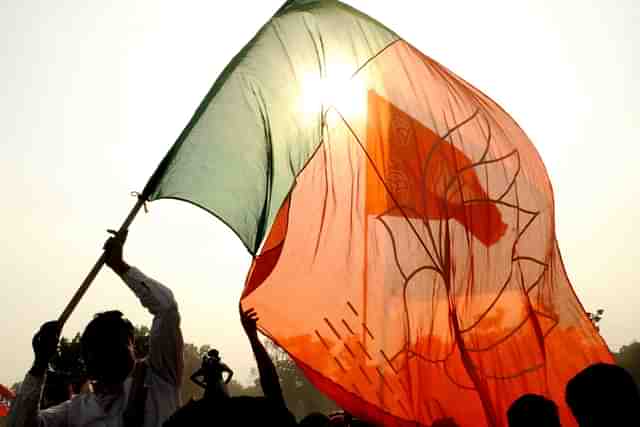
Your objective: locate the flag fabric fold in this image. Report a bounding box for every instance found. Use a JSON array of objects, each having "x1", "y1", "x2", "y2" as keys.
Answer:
[{"x1": 144, "y1": 0, "x2": 398, "y2": 255}]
